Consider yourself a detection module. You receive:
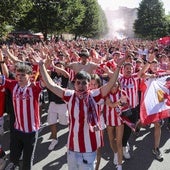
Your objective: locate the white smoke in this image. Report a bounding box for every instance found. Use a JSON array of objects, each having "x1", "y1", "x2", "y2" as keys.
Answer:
[
  {"x1": 102, "y1": 8, "x2": 127, "y2": 40},
  {"x1": 108, "y1": 18, "x2": 126, "y2": 40}
]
